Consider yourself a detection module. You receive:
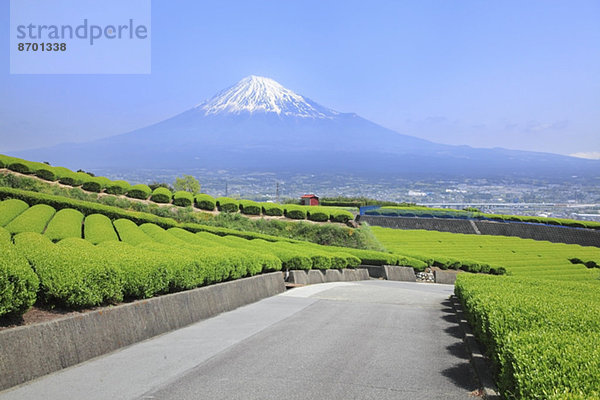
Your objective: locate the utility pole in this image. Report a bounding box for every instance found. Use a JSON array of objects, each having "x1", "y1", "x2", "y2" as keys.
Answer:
[
  {"x1": 276, "y1": 182, "x2": 280, "y2": 203},
  {"x1": 225, "y1": 182, "x2": 228, "y2": 197}
]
